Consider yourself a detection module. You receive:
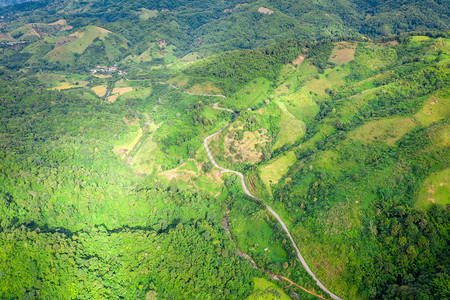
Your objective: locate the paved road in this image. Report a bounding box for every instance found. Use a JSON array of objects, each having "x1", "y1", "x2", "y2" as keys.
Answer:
[{"x1": 165, "y1": 83, "x2": 344, "y2": 300}]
